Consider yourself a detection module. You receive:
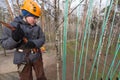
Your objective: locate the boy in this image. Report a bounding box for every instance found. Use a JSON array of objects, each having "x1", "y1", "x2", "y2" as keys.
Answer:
[{"x1": 0, "y1": 0, "x2": 47, "y2": 80}]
